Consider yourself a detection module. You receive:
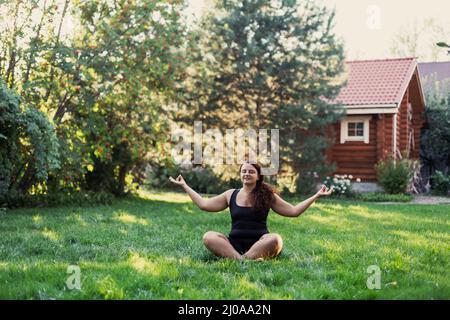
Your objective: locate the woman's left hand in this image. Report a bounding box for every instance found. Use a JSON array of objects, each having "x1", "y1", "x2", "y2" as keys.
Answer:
[{"x1": 316, "y1": 184, "x2": 333, "y2": 197}]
